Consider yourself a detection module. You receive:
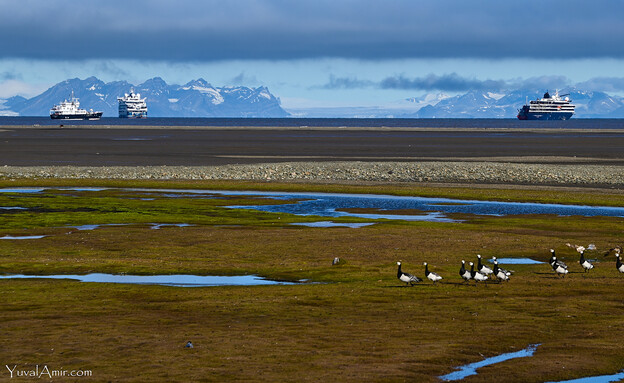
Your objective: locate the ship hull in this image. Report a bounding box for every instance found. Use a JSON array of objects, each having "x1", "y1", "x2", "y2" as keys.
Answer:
[
  {"x1": 119, "y1": 112, "x2": 147, "y2": 118},
  {"x1": 50, "y1": 112, "x2": 103, "y2": 120},
  {"x1": 517, "y1": 111, "x2": 574, "y2": 120}
]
